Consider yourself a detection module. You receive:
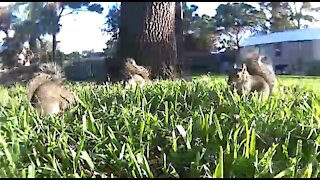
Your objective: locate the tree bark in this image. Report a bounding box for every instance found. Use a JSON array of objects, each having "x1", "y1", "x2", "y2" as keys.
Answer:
[
  {"x1": 175, "y1": 2, "x2": 189, "y2": 78},
  {"x1": 52, "y1": 34, "x2": 56, "y2": 62},
  {"x1": 117, "y1": 2, "x2": 179, "y2": 79},
  {"x1": 175, "y1": 2, "x2": 183, "y2": 57},
  {"x1": 29, "y1": 35, "x2": 37, "y2": 52}
]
